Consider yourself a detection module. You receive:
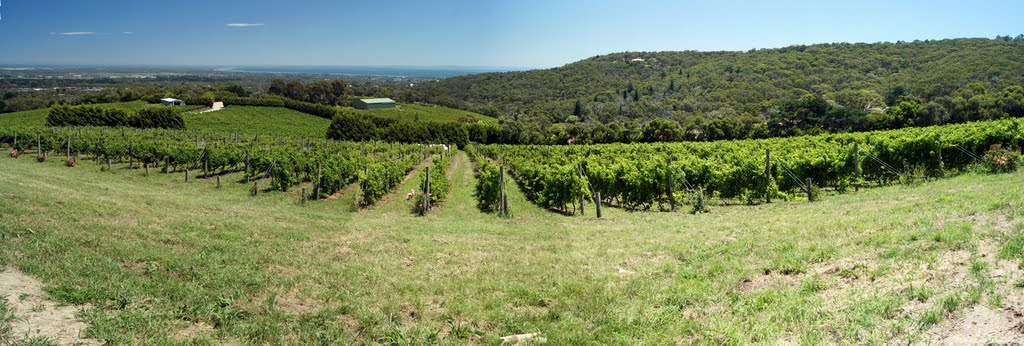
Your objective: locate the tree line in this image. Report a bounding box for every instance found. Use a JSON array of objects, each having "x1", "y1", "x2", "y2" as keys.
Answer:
[{"x1": 393, "y1": 37, "x2": 1024, "y2": 143}]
